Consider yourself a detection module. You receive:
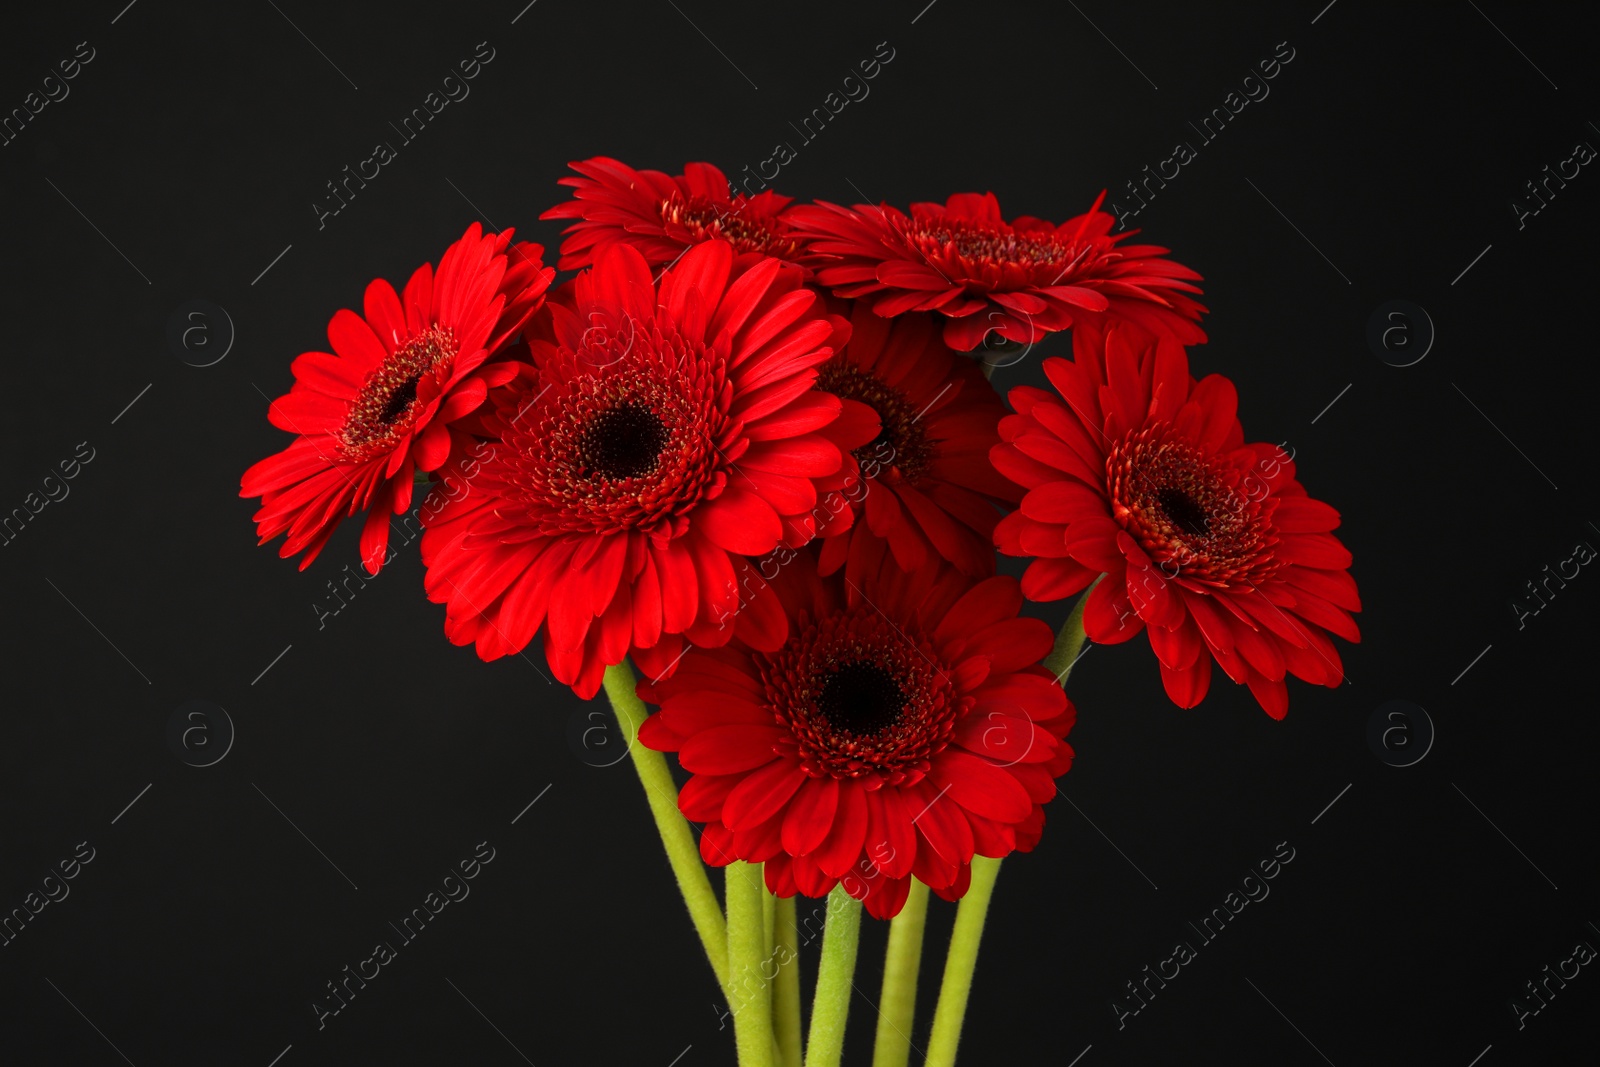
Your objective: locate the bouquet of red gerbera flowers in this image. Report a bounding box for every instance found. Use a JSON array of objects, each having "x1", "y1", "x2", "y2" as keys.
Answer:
[{"x1": 242, "y1": 158, "x2": 1359, "y2": 1066}]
